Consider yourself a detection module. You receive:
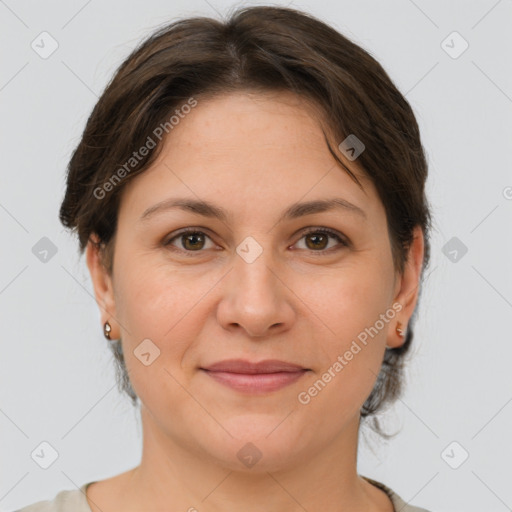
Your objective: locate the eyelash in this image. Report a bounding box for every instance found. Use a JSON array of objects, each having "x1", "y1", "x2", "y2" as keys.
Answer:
[{"x1": 163, "y1": 227, "x2": 348, "y2": 256}]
